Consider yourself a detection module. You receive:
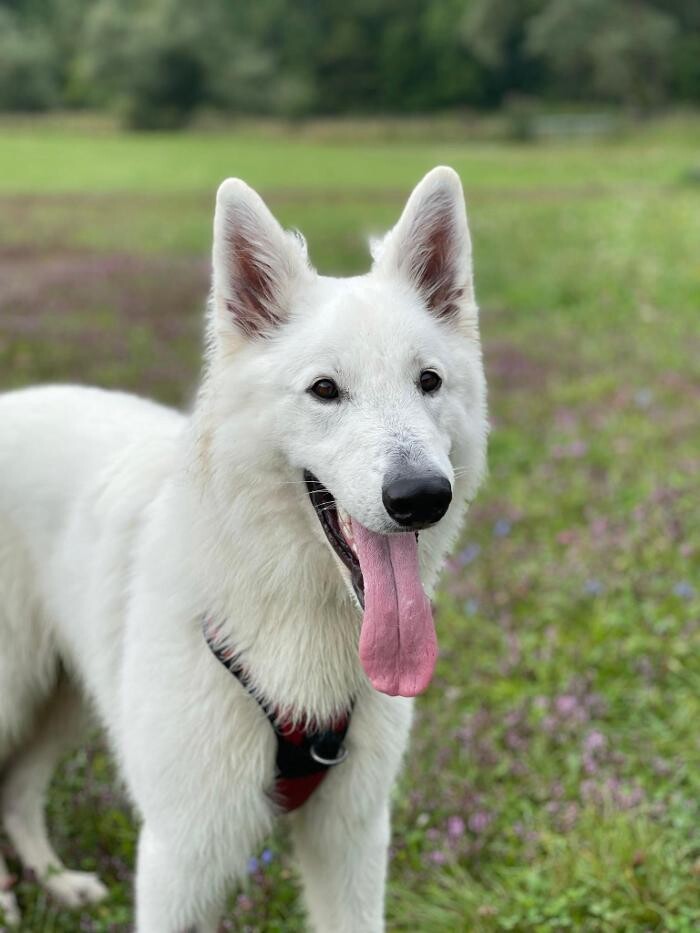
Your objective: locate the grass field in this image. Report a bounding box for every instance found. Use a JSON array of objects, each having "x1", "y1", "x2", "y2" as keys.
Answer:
[{"x1": 0, "y1": 116, "x2": 699, "y2": 931}]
